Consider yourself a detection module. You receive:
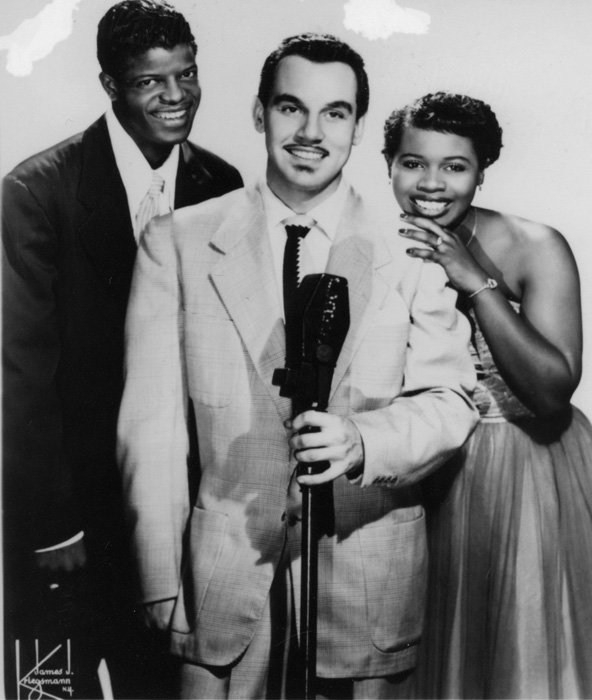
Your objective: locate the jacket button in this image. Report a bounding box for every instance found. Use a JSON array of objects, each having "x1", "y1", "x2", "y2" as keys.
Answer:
[{"x1": 287, "y1": 514, "x2": 301, "y2": 527}]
